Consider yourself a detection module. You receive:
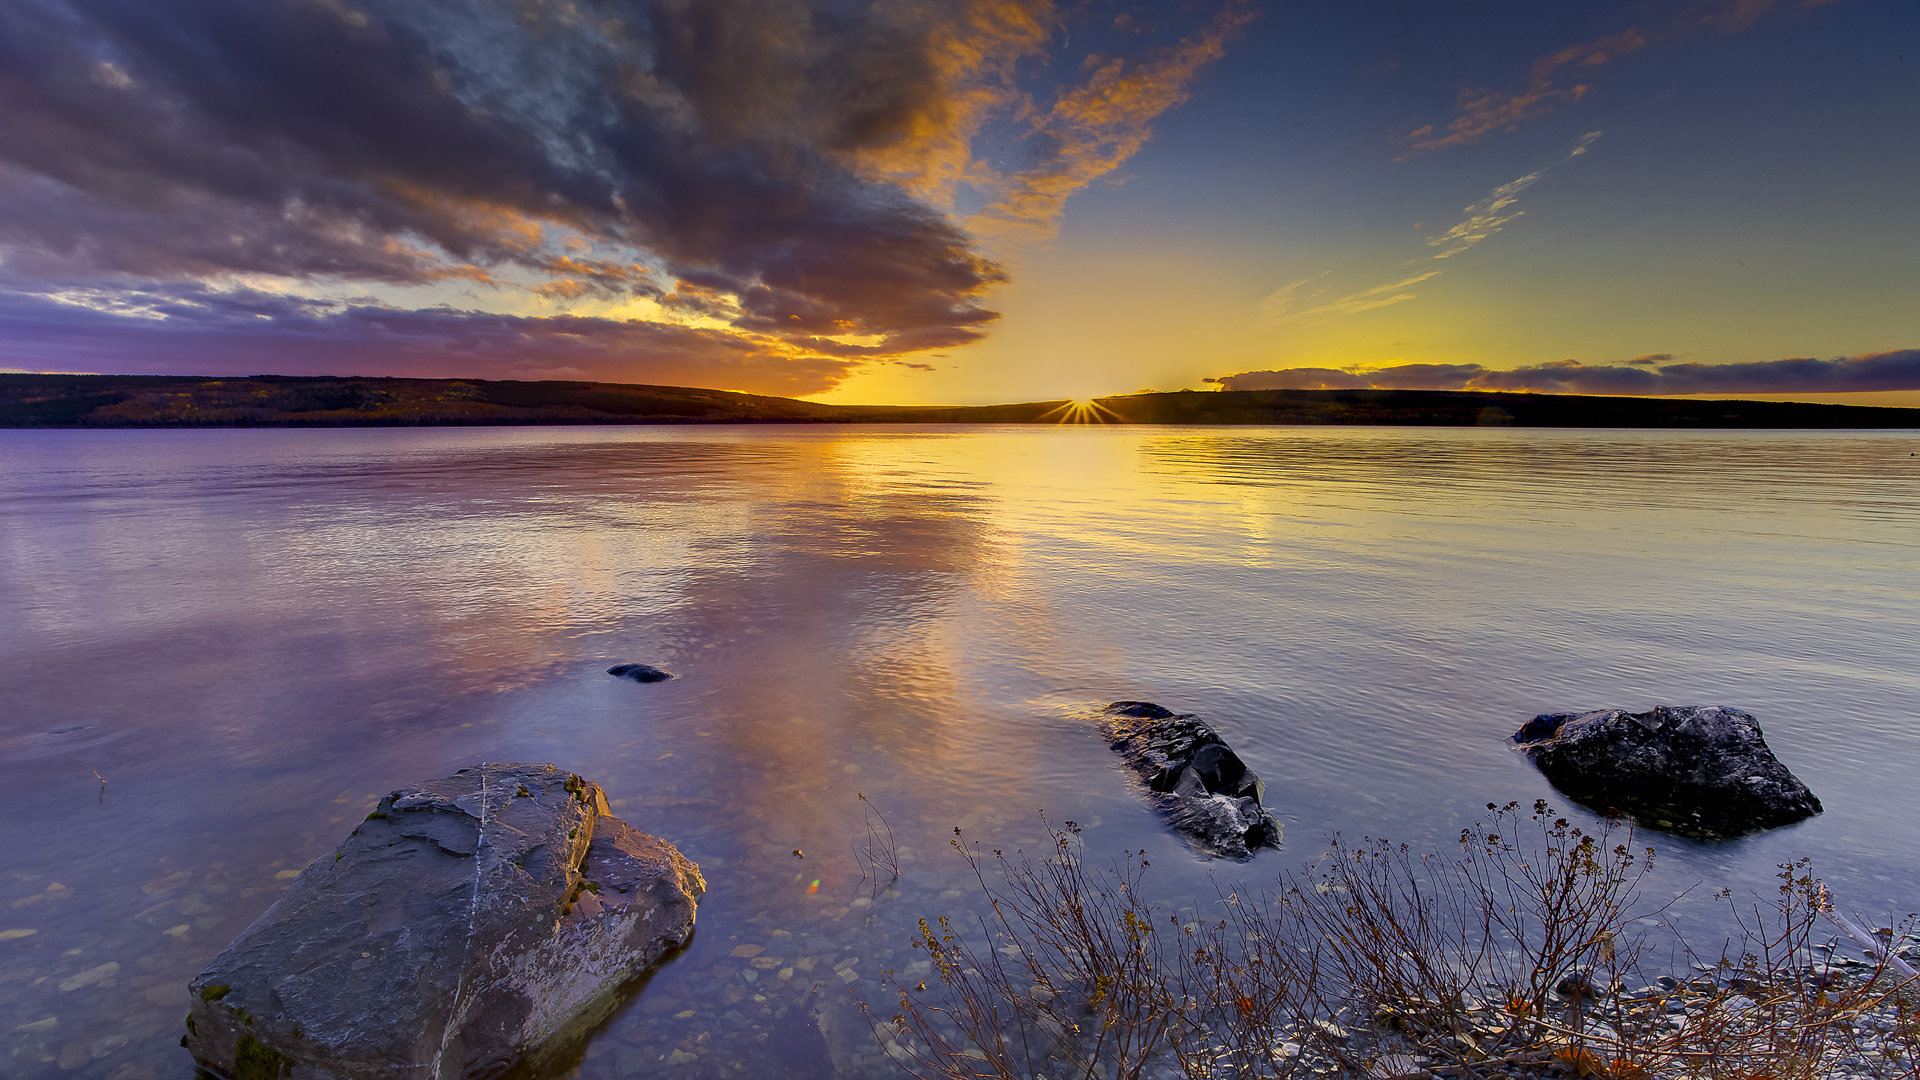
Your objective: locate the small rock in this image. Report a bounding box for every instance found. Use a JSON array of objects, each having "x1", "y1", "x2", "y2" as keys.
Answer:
[
  {"x1": 1809, "y1": 962, "x2": 1851, "y2": 988},
  {"x1": 1369, "y1": 1053, "x2": 1427, "y2": 1080},
  {"x1": 56, "y1": 1039, "x2": 91, "y2": 1071},
  {"x1": 57, "y1": 962, "x2": 119, "y2": 992},
  {"x1": 1554, "y1": 970, "x2": 1595, "y2": 998},
  {"x1": 608, "y1": 663, "x2": 674, "y2": 683}
]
